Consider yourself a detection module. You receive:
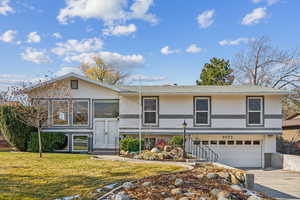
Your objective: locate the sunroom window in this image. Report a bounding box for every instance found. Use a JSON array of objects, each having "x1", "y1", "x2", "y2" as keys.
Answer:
[
  {"x1": 195, "y1": 97, "x2": 210, "y2": 125},
  {"x1": 94, "y1": 100, "x2": 119, "y2": 118},
  {"x1": 247, "y1": 97, "x2": 263, "y2": 125},
  {"x1": 143, "y1": 97, "x2": 158, "y2": 126},
  {"x1": 73, "y1": 100, "x2": 89, "y2": 125},
  {"x1": 52, "y1": 100, "x2": 69, "y2": 125}
]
